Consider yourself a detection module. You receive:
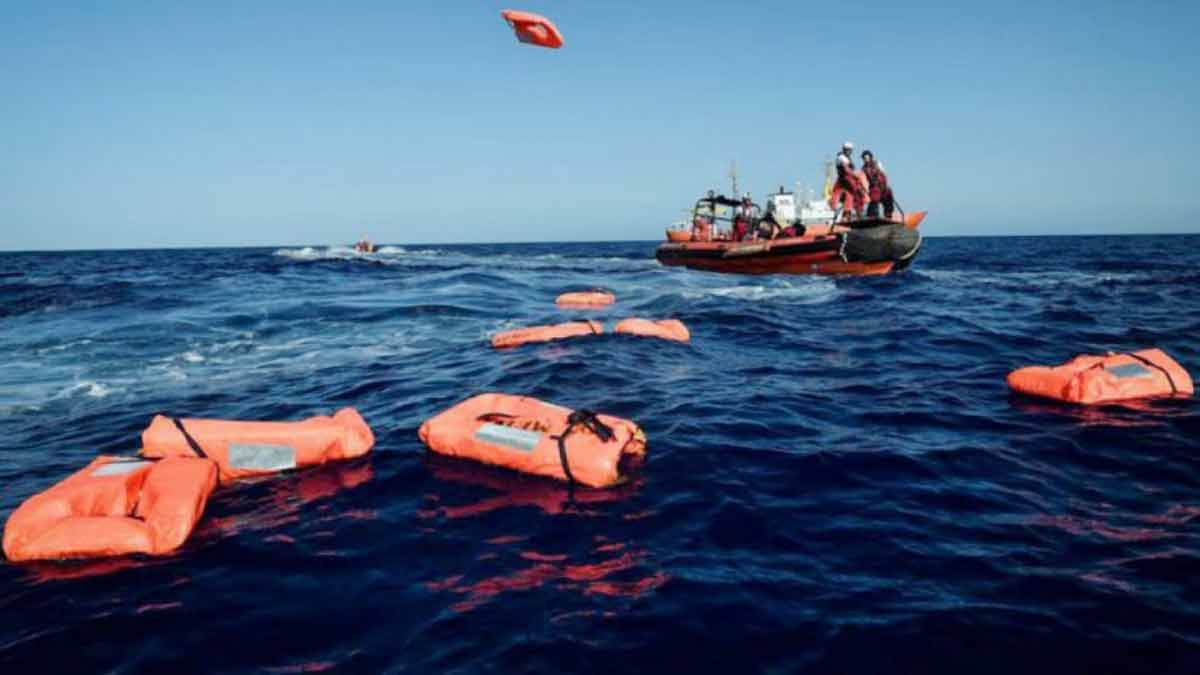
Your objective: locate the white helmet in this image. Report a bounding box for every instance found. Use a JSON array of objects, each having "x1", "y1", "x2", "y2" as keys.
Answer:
[{"x1": 842, "y1": 141, "x2": 854, "y2": 151}]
